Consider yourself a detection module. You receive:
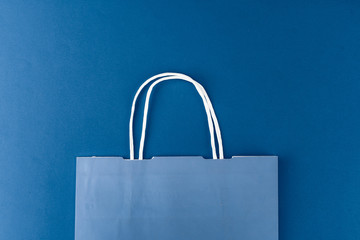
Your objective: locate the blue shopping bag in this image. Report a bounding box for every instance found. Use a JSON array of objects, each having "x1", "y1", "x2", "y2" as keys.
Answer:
[{"x1": 75, "y1": 73, "x2": 278, "y2": 240}]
